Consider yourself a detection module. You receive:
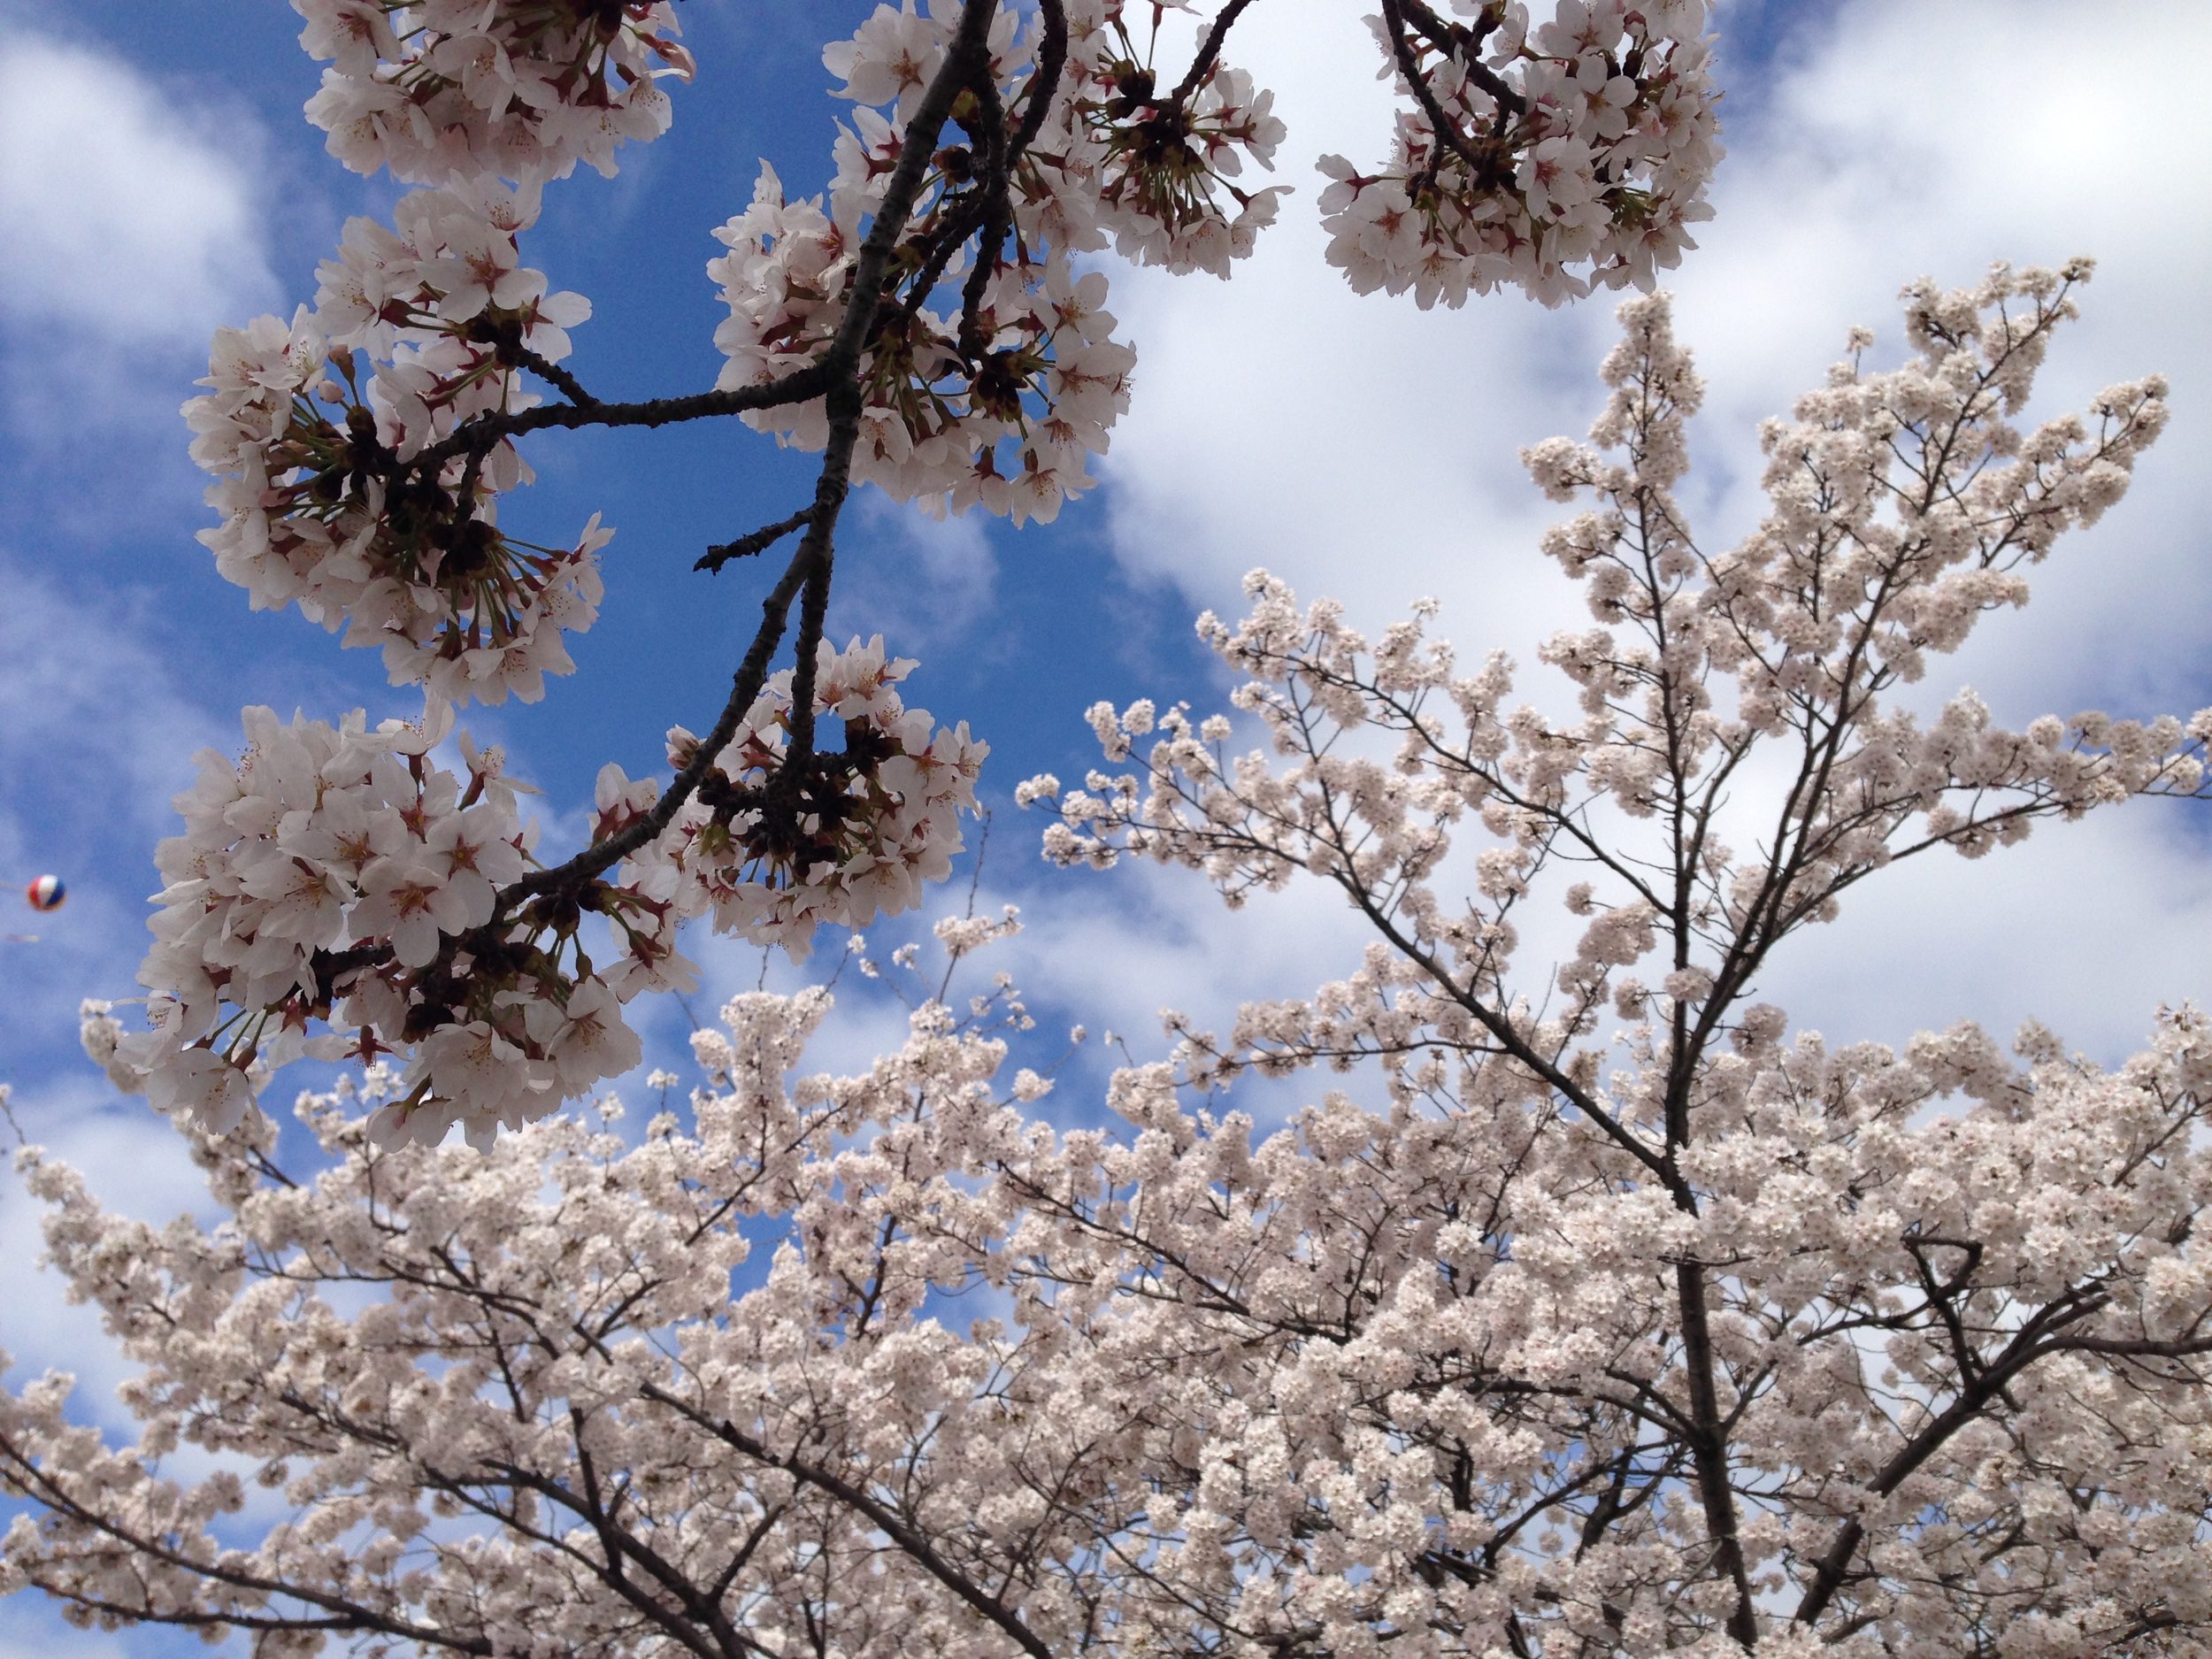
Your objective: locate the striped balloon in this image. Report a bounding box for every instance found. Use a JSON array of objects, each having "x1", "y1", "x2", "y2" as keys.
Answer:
[{"x1": 26, "y1": 875, "x2": 65, "y2": 911}]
